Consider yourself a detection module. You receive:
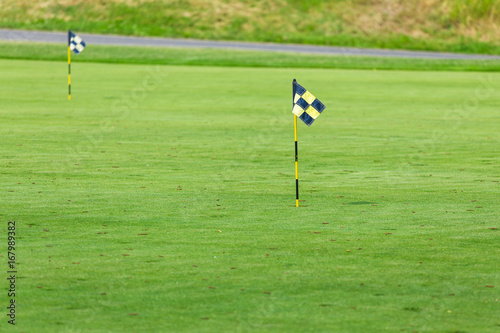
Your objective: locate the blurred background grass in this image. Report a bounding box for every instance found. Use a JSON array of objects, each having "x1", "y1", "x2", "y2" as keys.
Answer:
[
  {"x1": 1, "y1": 41, "x2": 499, "y2": 71},
  {"x1": 1, "y1": 0, "x2": 499, "y2": 54}
]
